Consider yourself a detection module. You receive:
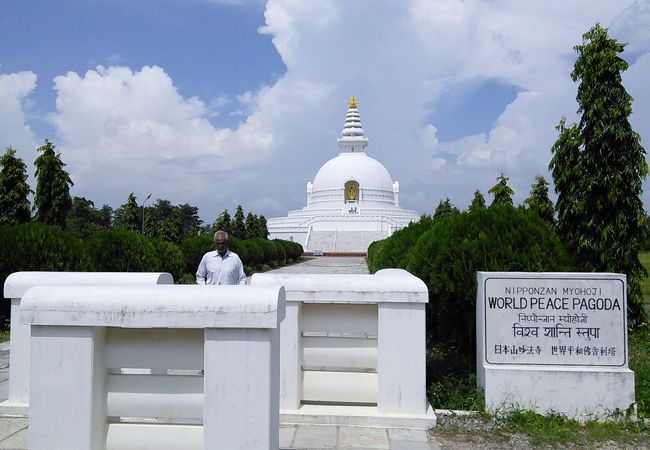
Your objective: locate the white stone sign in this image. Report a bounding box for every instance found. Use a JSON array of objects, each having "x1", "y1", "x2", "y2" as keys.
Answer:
[
  {"x1": 483, "y1": 276, "x2": 626, "y2": 366},
  {"x1": 477, "y1": 272, "x2": 635, "y2": 420}
]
